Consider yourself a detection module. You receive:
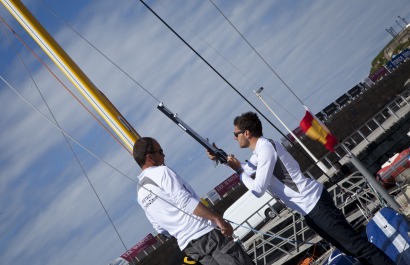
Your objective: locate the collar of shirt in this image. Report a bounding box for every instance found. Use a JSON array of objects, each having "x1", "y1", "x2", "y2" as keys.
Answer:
[{"x1": 254, "y1": 136, "x2": 269, "y2": 155}]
